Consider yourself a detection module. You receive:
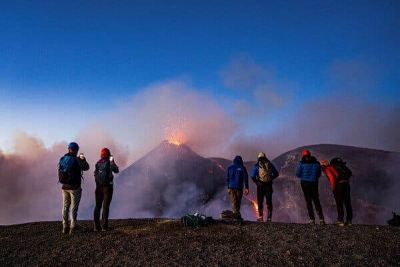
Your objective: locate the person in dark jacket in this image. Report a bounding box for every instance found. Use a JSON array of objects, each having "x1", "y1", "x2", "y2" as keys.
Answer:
[
  {"x1": 93, "y1": 147, "x2": 119, "y2": 231},
  {"x1": 227, "y1": 155, "x2": 249, "y2": 220},
  {"x1": 295, "y1": 149, "x2": 325, "y2": 225},
  {"x1": 322, "y1": 158, "x2": 353, "y2": 226},
  {"x1": 250, "y1": 152, "x2": 279, "y2": 222},
  {"x1": 59, "y1": 142, "x2": 90, "y2": 234}
]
